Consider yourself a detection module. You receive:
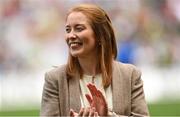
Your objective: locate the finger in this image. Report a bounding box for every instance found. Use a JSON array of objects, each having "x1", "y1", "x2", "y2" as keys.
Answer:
[
  {"x1": 83, "y1": 107, "x2": 90, "y2": 116},
  {"x1": 85, "y1": 94, "x2": 93, "y2": 105},
  {"x1": 87, "y1": 83, "x2": 96, "y2": 96},
  {"x1": 70, "y1": 109, "x2": 75, "y2": 116},
  {"x1": 89, "y1": 84, "x2": 102, "y2": 101},
  {"x1": 97, "y1": 89, "x2": 105, "y2": 100},
  {"x1": 87, "y1": 83, "x2": 98, "y2": 97},
  {"x1": 91, "y1": 84, "x2": 100, "y2": 97},
  {"x1": 78, "y1": 108, "x2": 84, "y2": 116},
  {"x1": 89, "y1": 107, "x2": 95, "y2": 117},
  {"x1": 94, "y1": 111, "x2": 99, "y2": 117},
  {"x1": 96, "y1": 89, "x2": 102, "y2": 98},
  {"x1": 87, "y1": 84, "x2": 103, "y2": 109},
  {"x1": 97, "y1": 90, "x2": 108, "y2": 108},
  {"x1": 70, "y1": 110, "x2": 73, "y2": 116}
]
